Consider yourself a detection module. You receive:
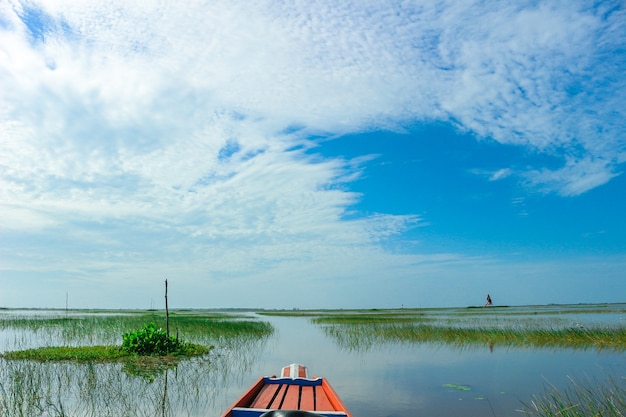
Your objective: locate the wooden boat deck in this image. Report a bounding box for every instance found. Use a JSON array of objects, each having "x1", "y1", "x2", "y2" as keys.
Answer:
[
  {"x1": 250, "y1": 379, "x2": 335, "y2": 411},
  {"x1": 226, "y1": 377, "x2": 350, "y2": 417},
  {"x1": 222, "y1": 364, "x2": 352, "y2": 417}
]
